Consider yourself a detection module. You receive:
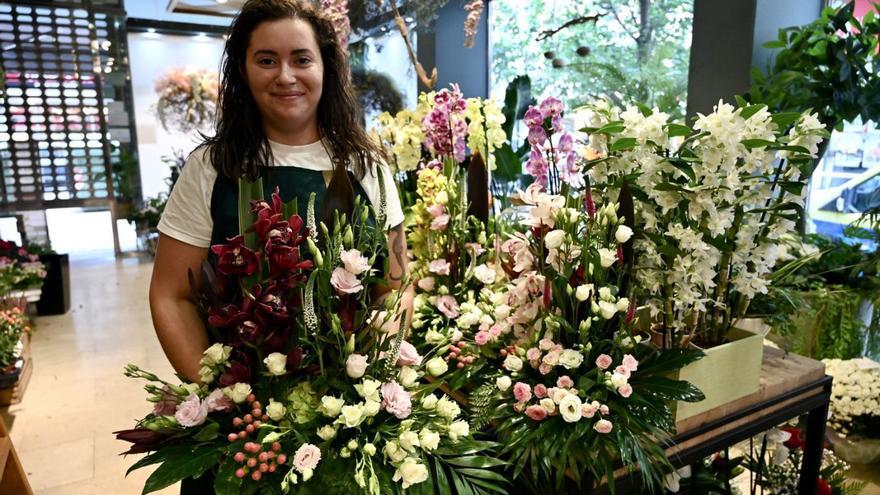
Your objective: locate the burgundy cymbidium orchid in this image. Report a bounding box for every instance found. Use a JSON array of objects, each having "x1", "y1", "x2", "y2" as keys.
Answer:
[{"x1": 211, "y1": 236, "x2": 259, "y2": 277}]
